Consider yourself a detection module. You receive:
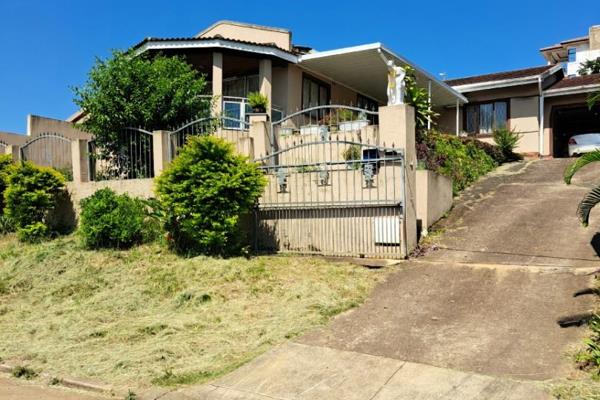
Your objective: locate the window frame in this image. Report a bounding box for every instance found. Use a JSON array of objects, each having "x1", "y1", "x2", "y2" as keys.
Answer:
[
  {"x1": 463, "y1": 100, "x2": 510, "y2": 137},
  {"x1": 301, "y1": 74, "x2": 331, "y2": 109}
]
